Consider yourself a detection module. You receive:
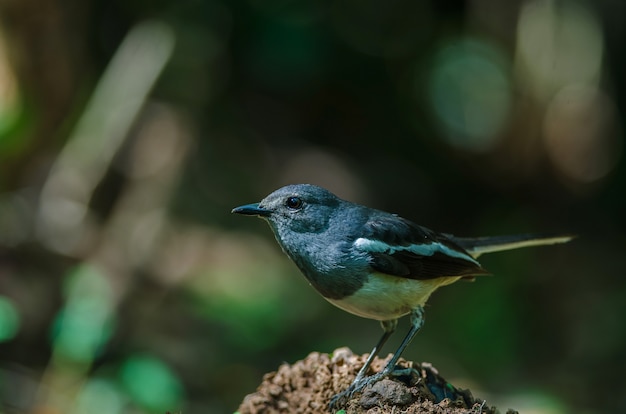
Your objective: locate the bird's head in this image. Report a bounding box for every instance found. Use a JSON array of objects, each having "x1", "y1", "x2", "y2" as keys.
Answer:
[{"x1": 232, "y1": 184, "x2": 341, "y2": 234}]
